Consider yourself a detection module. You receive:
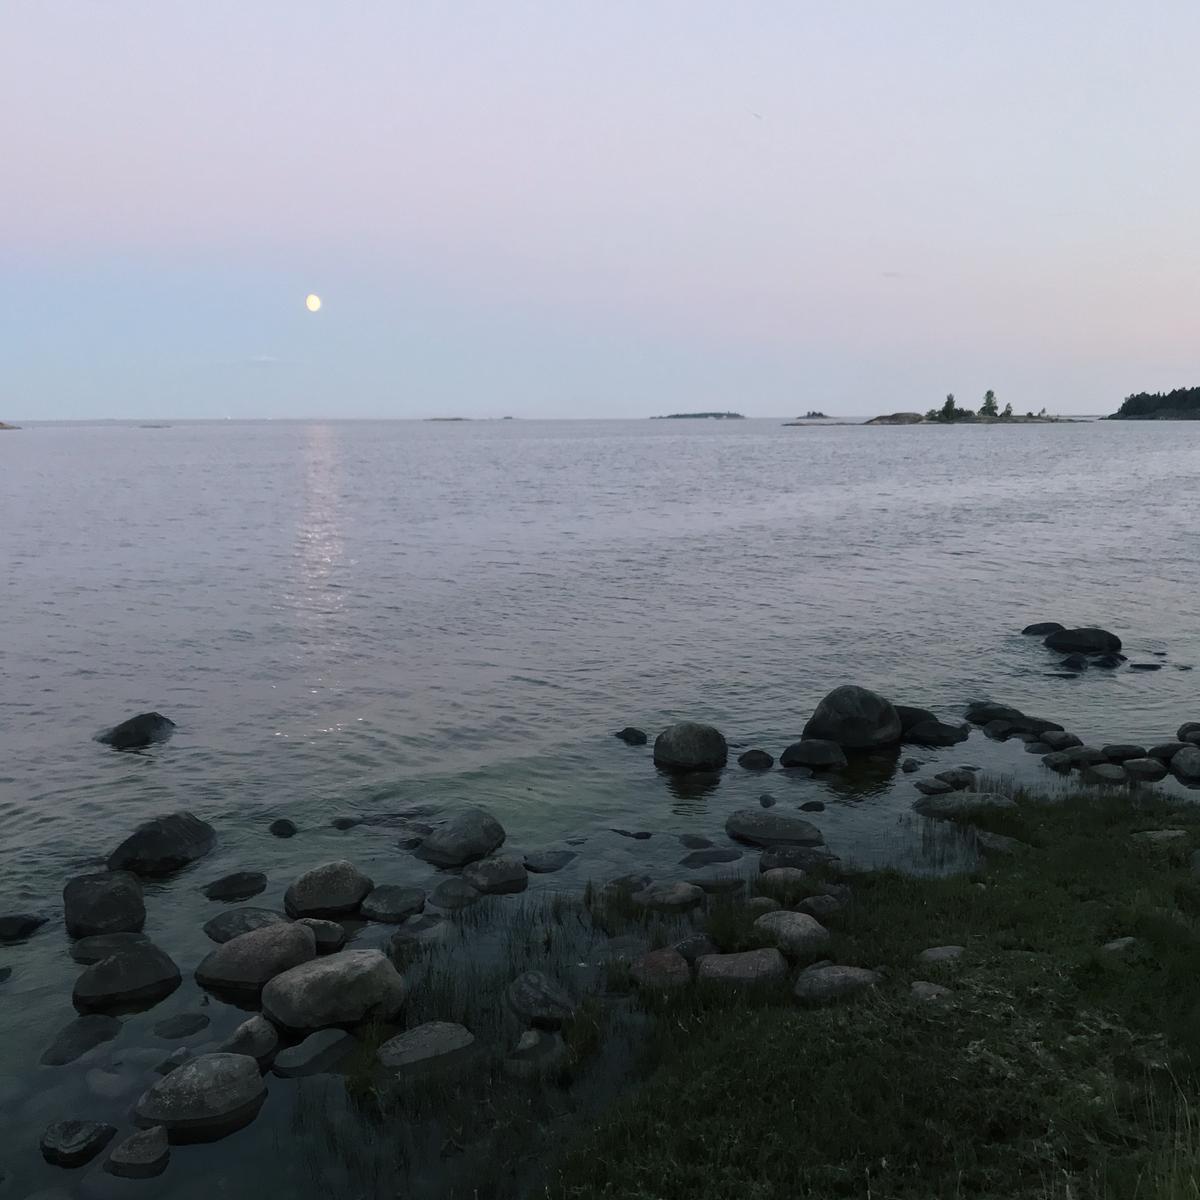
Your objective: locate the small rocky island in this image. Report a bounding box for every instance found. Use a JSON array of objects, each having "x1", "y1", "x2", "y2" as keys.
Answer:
[
  {"x1": 867, "y1": 392, "x2": 1062, "y2": 425},
  {"x1": 1108, "y1": 386, "x2": 1200, "y2": 420},
  {"x1": 0, "y1": 421, "x2": 20, "y2": 430},
  {"x1": 650, "y1": 412, "x2": 744, "y2": 420}
]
